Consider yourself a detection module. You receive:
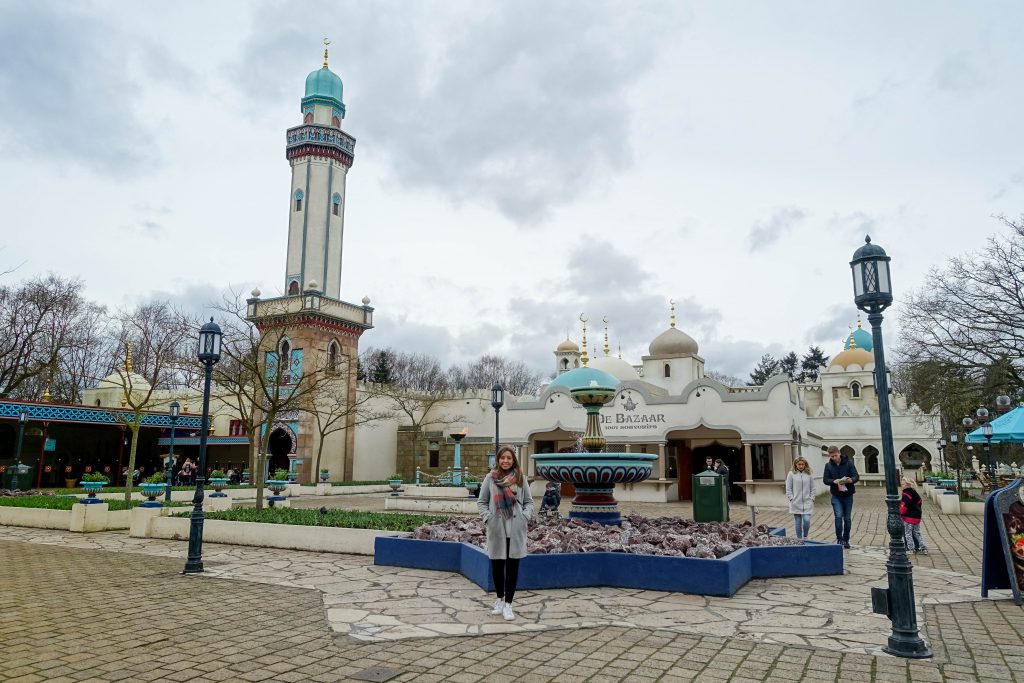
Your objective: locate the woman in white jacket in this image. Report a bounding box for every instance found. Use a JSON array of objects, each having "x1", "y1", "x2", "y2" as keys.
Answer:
[{"x1": 785, "y1": 456, "x2": 815, "y2": 539}]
